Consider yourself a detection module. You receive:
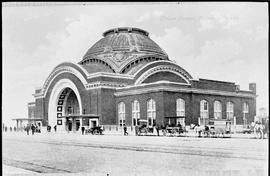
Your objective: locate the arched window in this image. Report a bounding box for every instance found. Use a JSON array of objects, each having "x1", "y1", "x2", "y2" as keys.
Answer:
[
  {"x1": 226, "y1": 102, "x2": 234, "y2": 119},
  {"x1": 200, "y1": 100, "x2": 209, "y2": 119},
  {"x1": 132, "y1": 100, "x2": 140, "y2": 126},
  {"x1": 118, "y1": 102, "x2": 125, "y2": 127},
  {"x1": 176, "y1": 98, "x2": 185, "y2": 126},
  {"x1": 243, "y1": 102, "x2": 249, "y2": 113},
  {"x1": 147, "y1": 99, "x2": 156, "y2": 127},
  {"x1": 31, "y1": 110, "x2": 34, "y2": 118},
  {"x1": 243, "y1": 102, "x2": 249, "y2": 125},
  {"x1": 214, "y1": 101, "x2": 222, "y2": 119}
]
